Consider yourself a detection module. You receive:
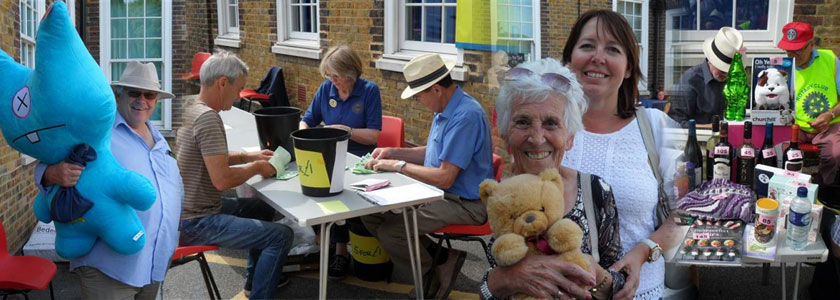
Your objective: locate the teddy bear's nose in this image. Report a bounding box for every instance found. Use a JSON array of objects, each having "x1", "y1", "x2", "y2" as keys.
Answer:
[{"x1": 525, "y1": 214, "x2": 535, "y2": 223}]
